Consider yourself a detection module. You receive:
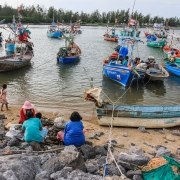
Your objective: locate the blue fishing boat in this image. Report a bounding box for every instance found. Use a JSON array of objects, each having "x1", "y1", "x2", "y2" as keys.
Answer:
[
  {"x1": 103, "y1": 62, "x2": 145, "y2": 86},
  {"x1": 165, "y1": 63, "x2": 180, "y2": 77},
  {"x1": 57, "y1": 34, "x2": 81, "y2": 64},
  {"x1": 47, "y1": 10, "x2": 62, "y2": 38},
  {"x1": 84, "y1": 88, "x2": 180, "y2": 128},
  {"x1": 47, "y1": 22, "x2": 62, "y2": 38},
  {"x1": 103, "y1": 38, "x2": 146, "y2": 86}
]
